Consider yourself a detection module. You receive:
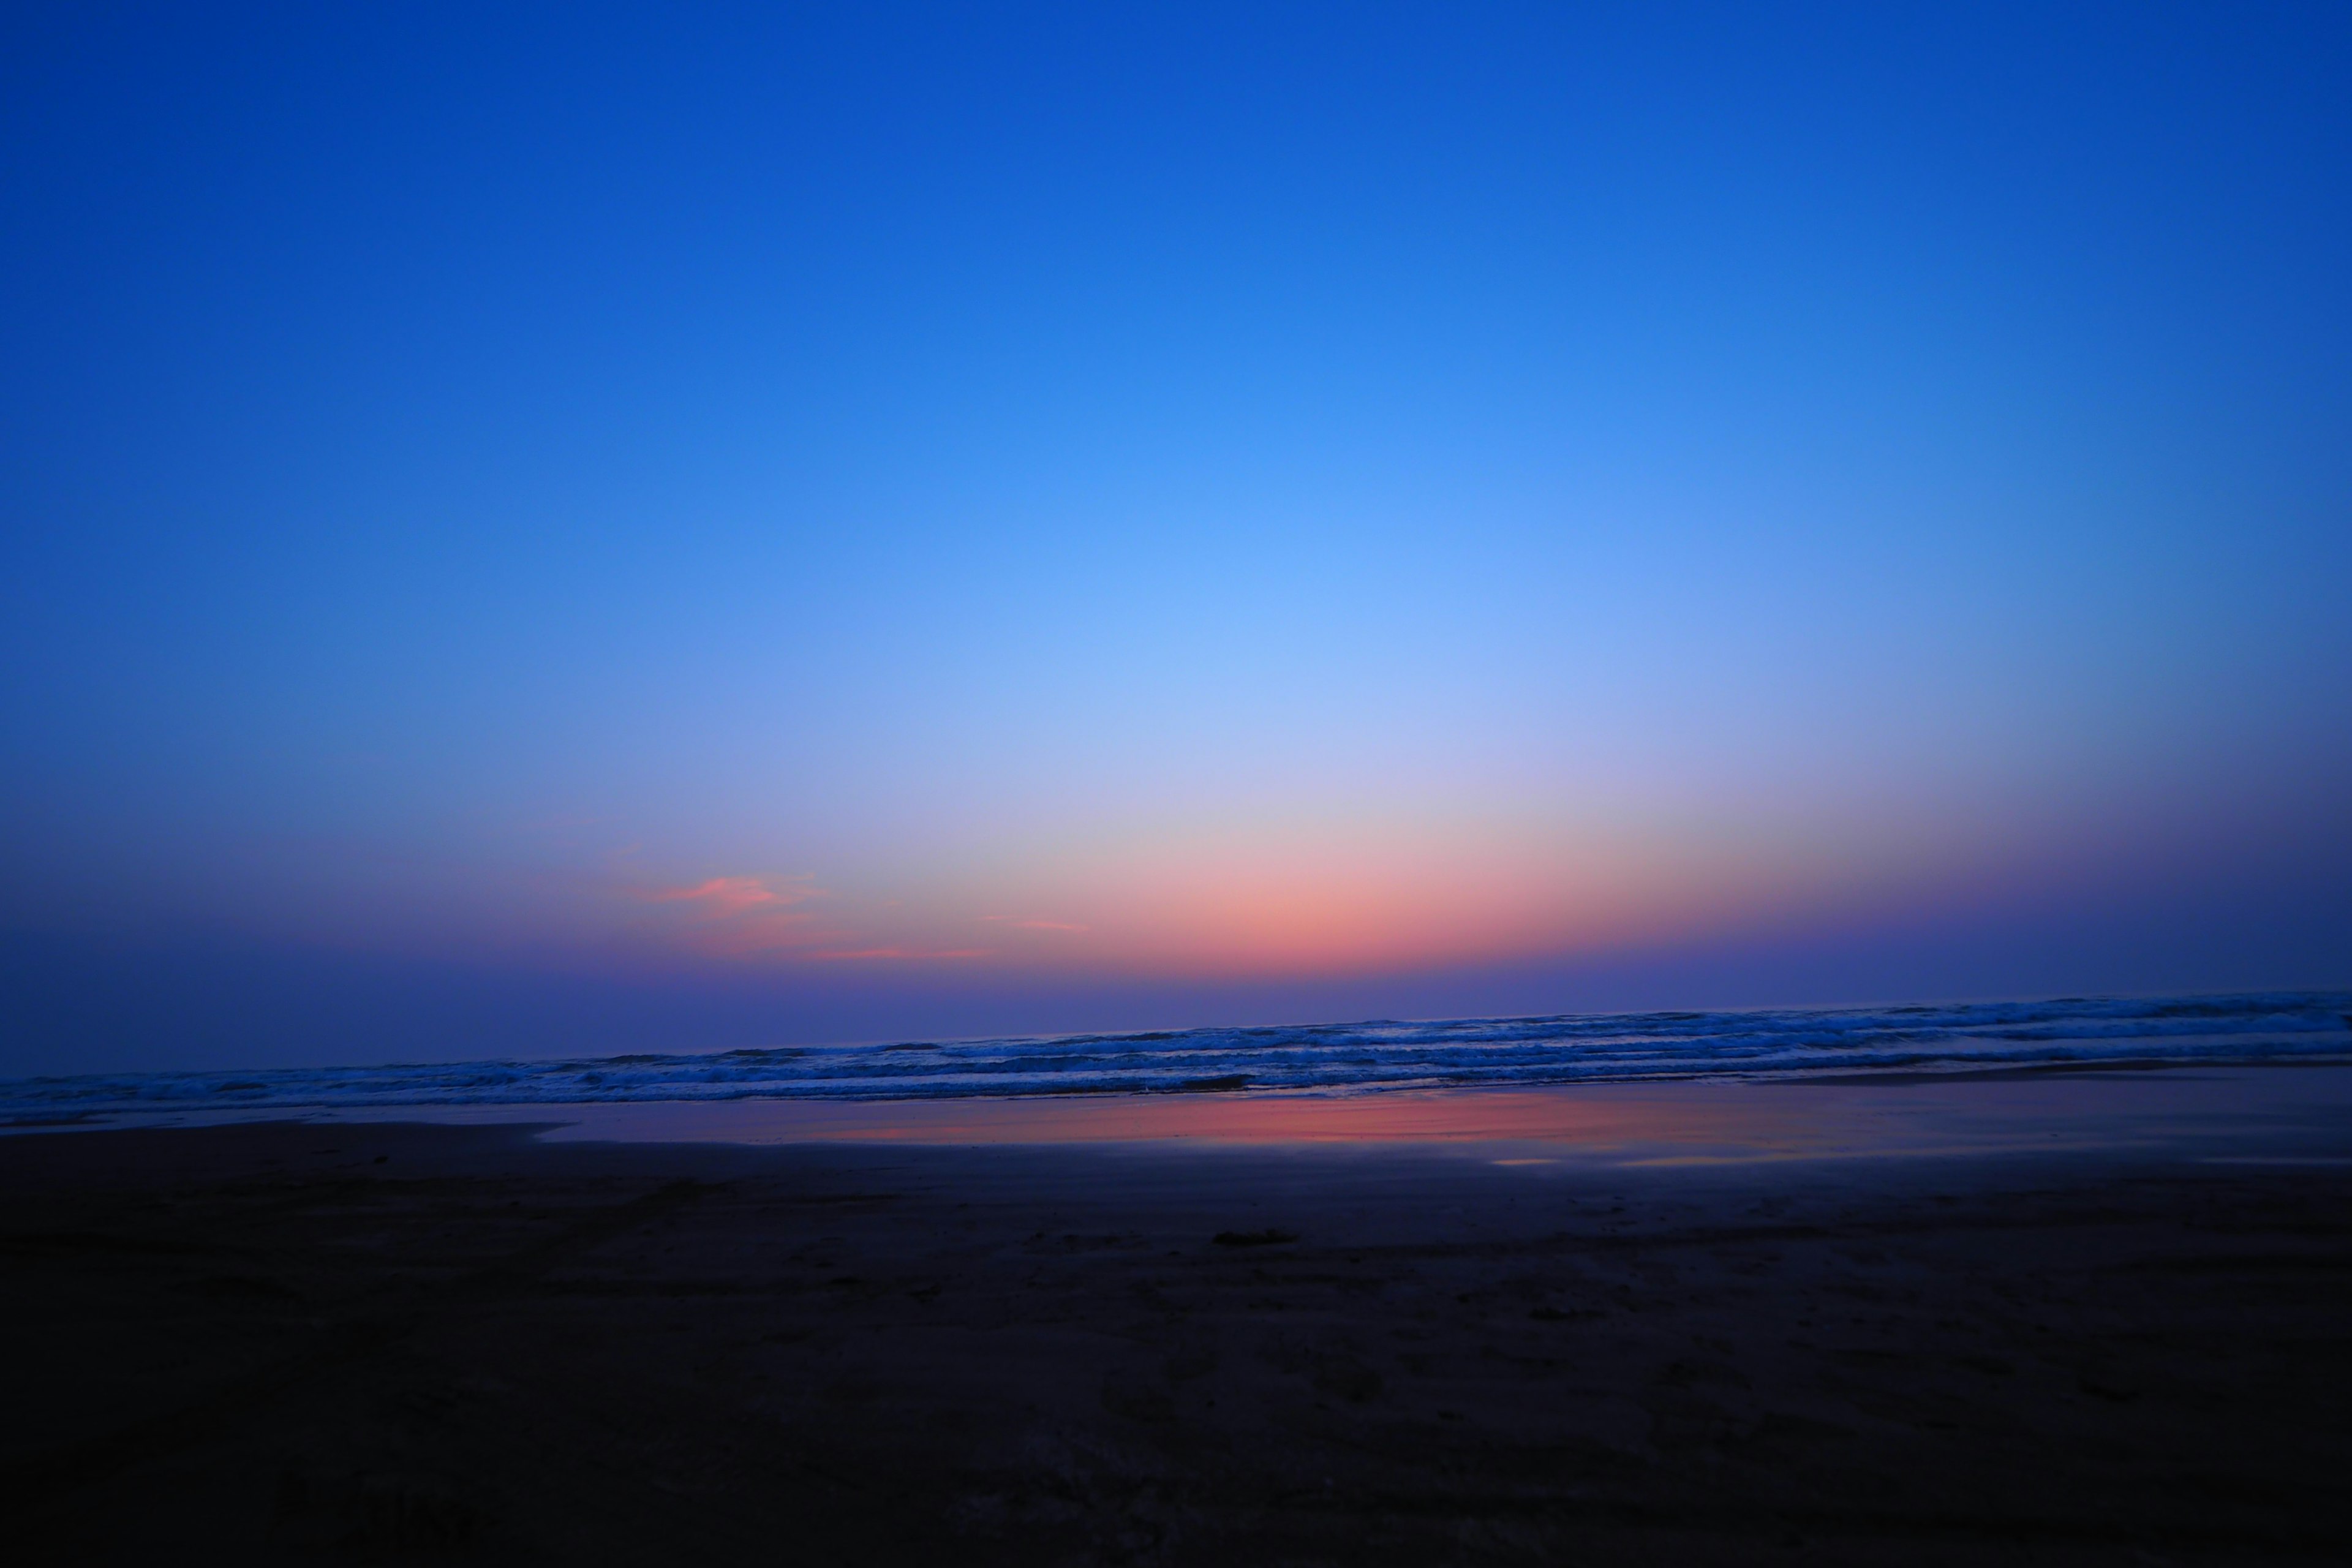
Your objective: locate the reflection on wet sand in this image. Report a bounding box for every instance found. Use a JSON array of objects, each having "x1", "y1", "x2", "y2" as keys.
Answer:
[{"x1": 320, "y1": 1063, "x2": 2352, "y2": 1166}]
